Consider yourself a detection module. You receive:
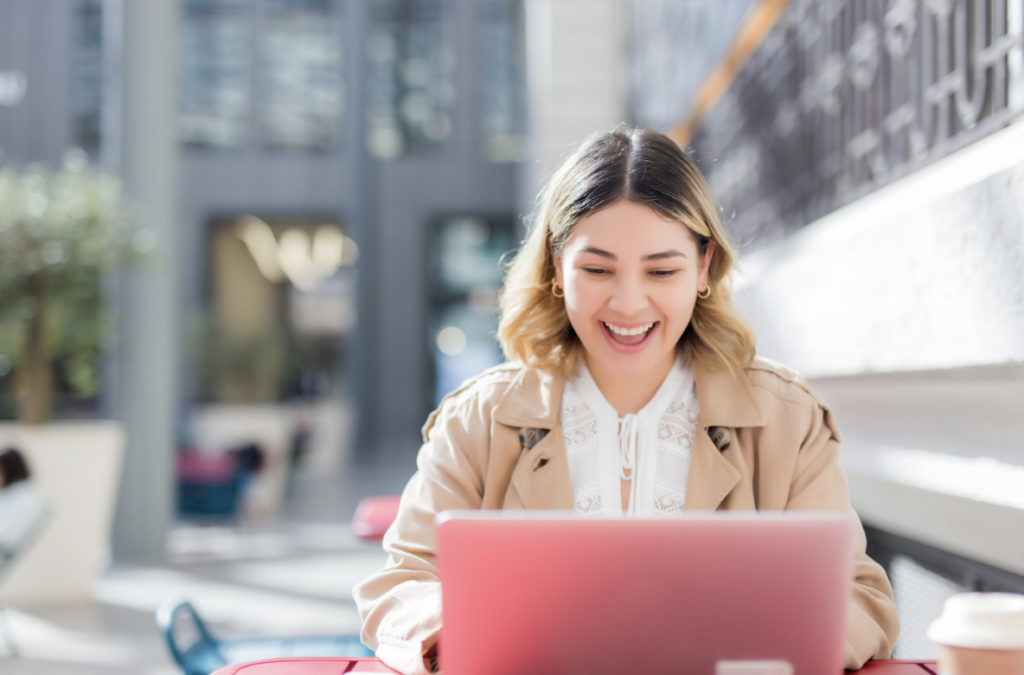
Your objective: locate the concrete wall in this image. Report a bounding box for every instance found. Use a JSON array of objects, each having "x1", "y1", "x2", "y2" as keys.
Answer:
[
  {"x1": 522, "y1": 0, "x2": 627, "y2": 211},
  {"x1": 0, "y1": 0, "x2": 77, "y2": 167},
  {"x1": 736, "y1": 119, "x2": 1024, "y2": 575},
  {"x1": 109, "y1": 0, "x2": 180, "y2": 564}
]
